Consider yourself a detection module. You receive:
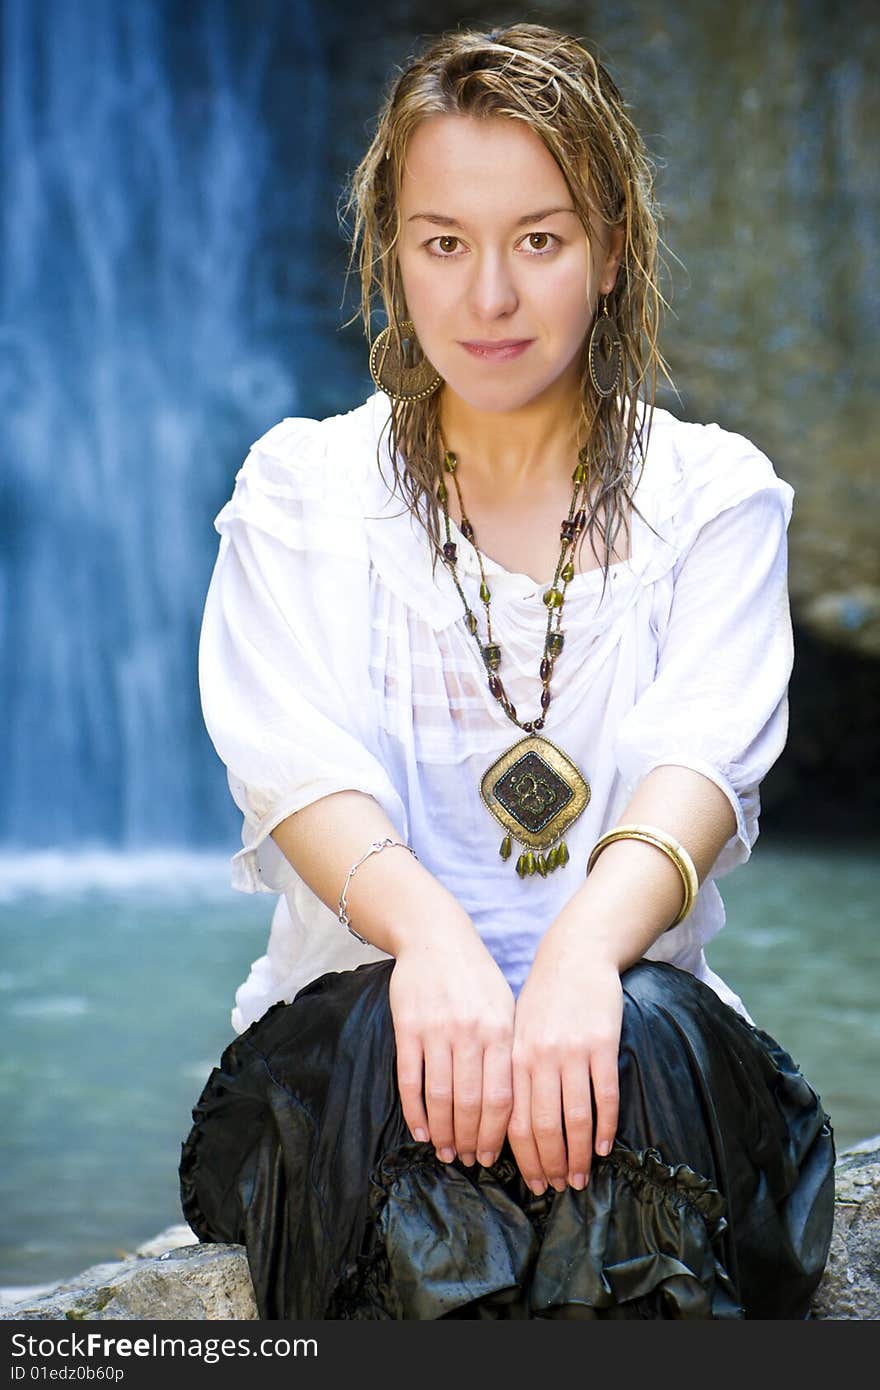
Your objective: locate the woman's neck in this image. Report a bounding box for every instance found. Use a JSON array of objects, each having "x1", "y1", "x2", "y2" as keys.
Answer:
[{"x1": 437, "y1": 382, "x2": 582, "y2": 494}]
